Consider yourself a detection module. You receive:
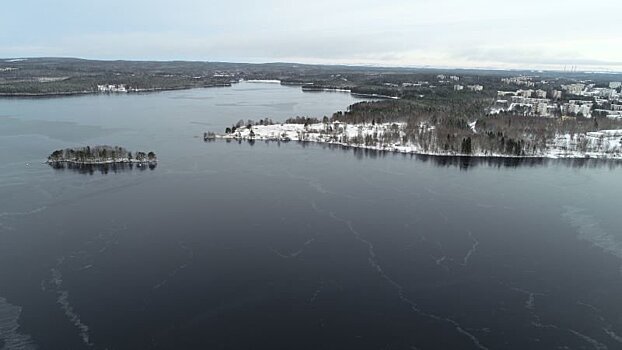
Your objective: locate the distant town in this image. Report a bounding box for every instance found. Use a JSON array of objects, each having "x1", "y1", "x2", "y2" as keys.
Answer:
[{"x1": 490, "y1": 76, "x2": 621, "y2": 119}]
